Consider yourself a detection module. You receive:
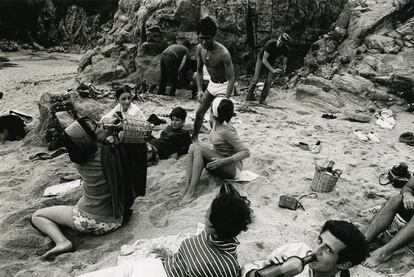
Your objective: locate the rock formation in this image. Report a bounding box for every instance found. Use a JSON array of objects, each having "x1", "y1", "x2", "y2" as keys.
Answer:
[
  {"x1": 77, "y1": 0, "x2": 348, "y2": 84},
  {"x1": 0, "y1": 0, "x2": 118, "y2": 51},
  {"x1": 296, "y1": 0, "x2": 414, "y2": 108}
]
